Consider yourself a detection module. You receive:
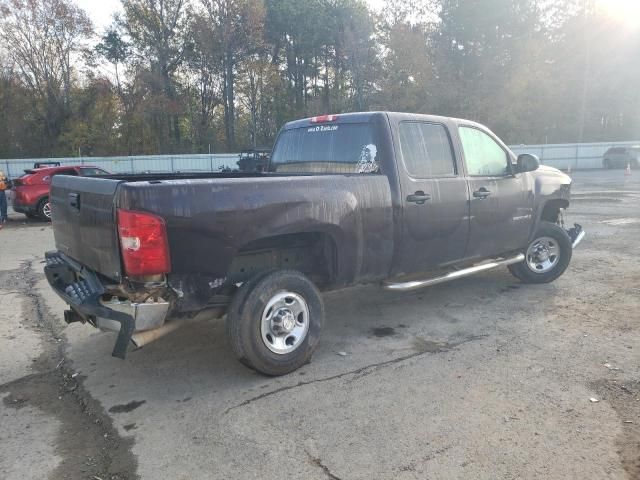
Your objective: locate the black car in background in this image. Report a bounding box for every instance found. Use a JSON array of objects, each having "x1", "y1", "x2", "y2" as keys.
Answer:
[
  {"x1": 237, "y1": 148, "x2": 270, "y2": 172},
  {"x1": 602, "y1": 146, "x2": 640, "y2": 169}
]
